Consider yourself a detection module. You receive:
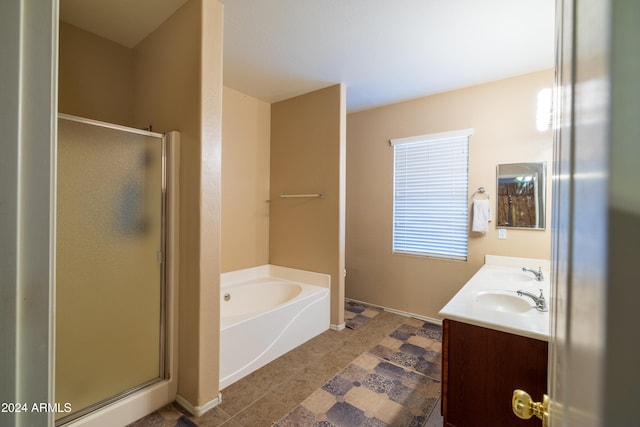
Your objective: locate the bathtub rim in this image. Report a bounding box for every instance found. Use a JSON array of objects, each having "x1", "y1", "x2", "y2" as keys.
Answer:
[{"x1": 221, "y1": 264, "x2": 331, "y2": 289}]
